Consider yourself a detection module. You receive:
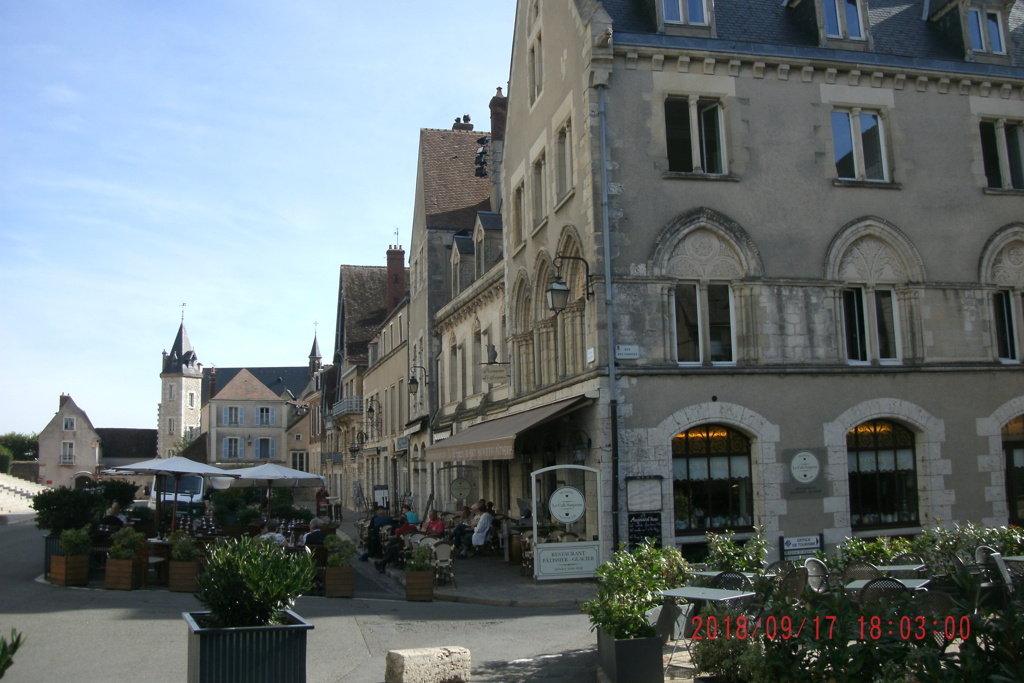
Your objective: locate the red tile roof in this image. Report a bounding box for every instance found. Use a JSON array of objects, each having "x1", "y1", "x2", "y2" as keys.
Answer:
[{"x1": 419, "y1": 128, "x2": 492, "y2": 229}]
